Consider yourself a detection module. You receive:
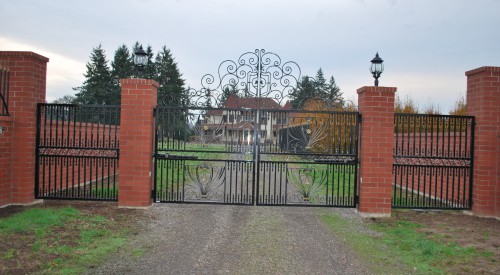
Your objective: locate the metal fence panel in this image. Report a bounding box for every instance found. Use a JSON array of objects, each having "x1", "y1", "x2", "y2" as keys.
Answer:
[
  {"x1": 393, "y1": 113, "x2": 474, "y2": 209},
  {"x1": 35, "y1": 104, "x2": 120, "y2": 201}
]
